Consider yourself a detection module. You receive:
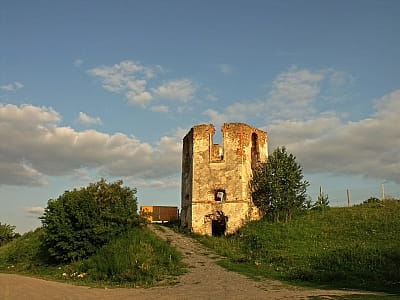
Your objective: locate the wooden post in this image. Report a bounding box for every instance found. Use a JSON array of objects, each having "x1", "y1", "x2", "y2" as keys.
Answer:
[
  {"x1": 346, "y1": 189, "x2": 350, "y2": 207},
  {"x1": 381, "y1": 184, "x2": 385, "y2": 200}
]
